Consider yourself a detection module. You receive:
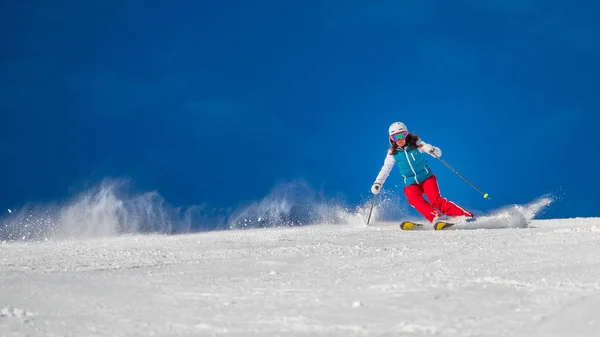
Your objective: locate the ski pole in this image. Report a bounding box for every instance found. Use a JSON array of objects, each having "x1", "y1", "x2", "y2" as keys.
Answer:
[
  {"x1": 366, "y1": 193, "x2": 377, "y2": 225},
  {"x1": 434, "y1": 156, "x2": 490, "y2": 199}
]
